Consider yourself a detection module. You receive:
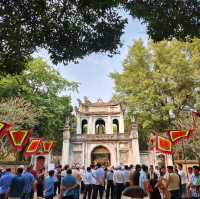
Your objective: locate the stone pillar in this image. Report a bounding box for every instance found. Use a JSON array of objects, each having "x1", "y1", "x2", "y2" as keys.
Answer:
[
  {"x1": 116, "y1": 142, "x2": 120, "y2": 165},
  {"x1": 131, "y1": 122, "x2": 140, "y2": 165},
  {"x1": 107, "y1": 116, "x2": 112, "y2": 134},
  {"x1": 76, "y1": 114, "x2": 81, "y2": 134},
  {"x1": 119, "y1": 113, "x2": 124, "y2": 133},
  {"x1": 82, "y1": 142, "x2": 85, "y2": 166},
  {"x1": 88, "y1": 116, "x2": 93, "y2": 134},
  {"x1": 62, "y1": 117, "x2": 70, "y2": 166},
  {"x1": 93, "y1": 118, "x2": 96, "y2": 134},
  {"x1": 85, "y1": 142, "x2": 88, "y2": 166}
]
